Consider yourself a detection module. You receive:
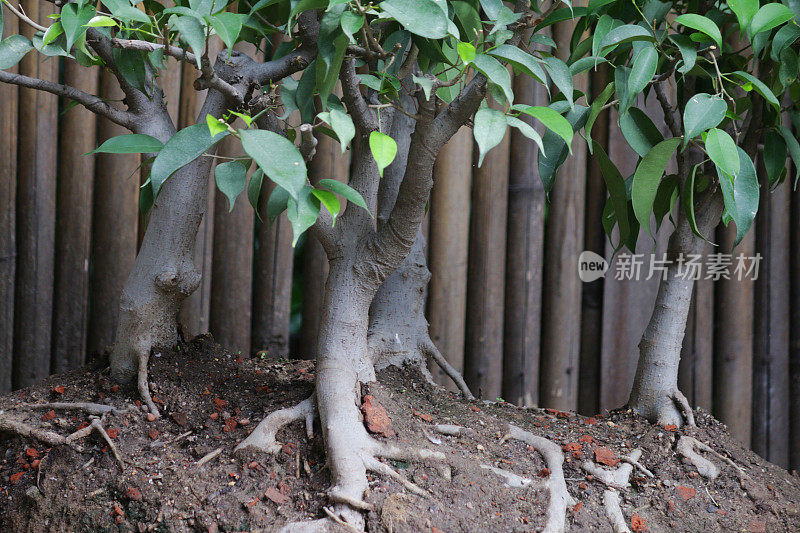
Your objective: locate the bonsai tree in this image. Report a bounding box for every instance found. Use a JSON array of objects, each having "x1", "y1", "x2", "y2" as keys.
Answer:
[
  {"x1": 2, "y1": 0, "x2": 583, "y2": 529},
  {"x1": 579, "y1": 0, "x2": 800, "y2": 425}
]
